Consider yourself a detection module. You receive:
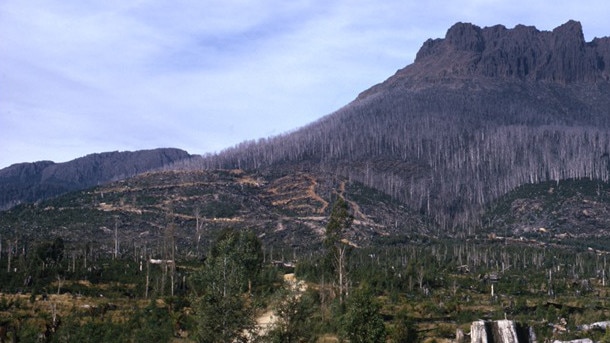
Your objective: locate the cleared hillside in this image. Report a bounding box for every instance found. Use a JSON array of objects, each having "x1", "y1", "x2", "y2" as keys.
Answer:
[{"x1": 0, "y1": 169, "x2": 428, "y2": 255}]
